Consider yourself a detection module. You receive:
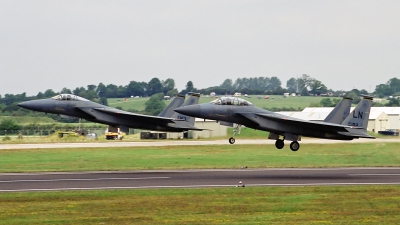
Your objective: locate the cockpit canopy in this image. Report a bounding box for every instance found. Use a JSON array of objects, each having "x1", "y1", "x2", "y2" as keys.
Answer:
[
  {"x1": 51, "y1": 94, "x2": 89, "y2": 101},
  {"x1": 210, "y1": 97, "x2": 253, "y2": 106}
]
